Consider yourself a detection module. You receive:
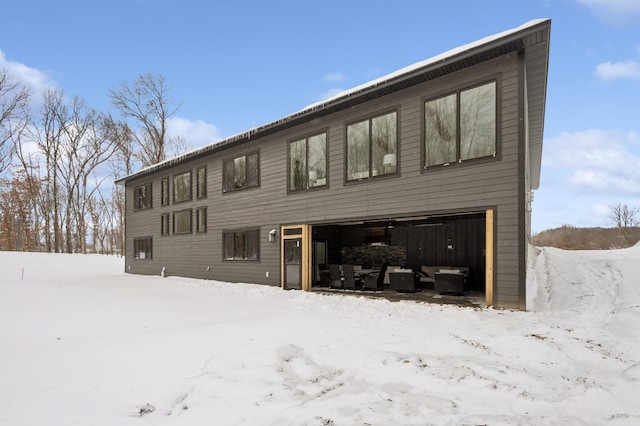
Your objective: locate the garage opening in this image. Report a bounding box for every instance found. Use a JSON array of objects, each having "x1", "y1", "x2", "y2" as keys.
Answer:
[{"x1": 310, "y1": 211, "x2": 490, "y2": 306}]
